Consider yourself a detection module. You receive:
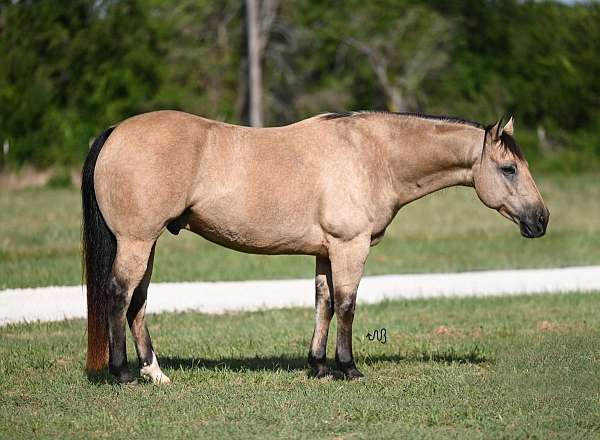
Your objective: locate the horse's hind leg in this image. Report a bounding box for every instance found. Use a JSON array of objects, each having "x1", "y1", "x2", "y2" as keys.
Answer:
[
  {"x1": 107, "y1": 238, "x2": 154, "y2": 384},
  {"x1": 308, "y1": 256, "x2": 334, "y2": 378},
  {"x1": 126, "y1": 244, "x2": 170, "y2": 384}
]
